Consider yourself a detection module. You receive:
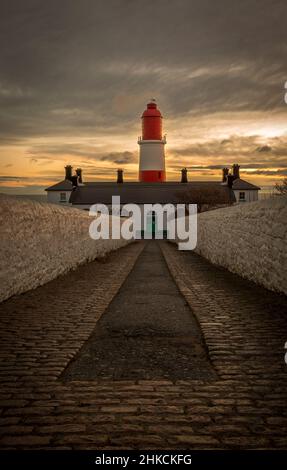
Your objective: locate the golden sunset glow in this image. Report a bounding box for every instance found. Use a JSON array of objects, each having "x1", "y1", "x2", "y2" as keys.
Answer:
[
  {"x1": 0, "y1": 2, "x2": 286, "y2": 194},
  {"x1": 1, "y1": 110, "x2": 286, "y2": 194}
]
